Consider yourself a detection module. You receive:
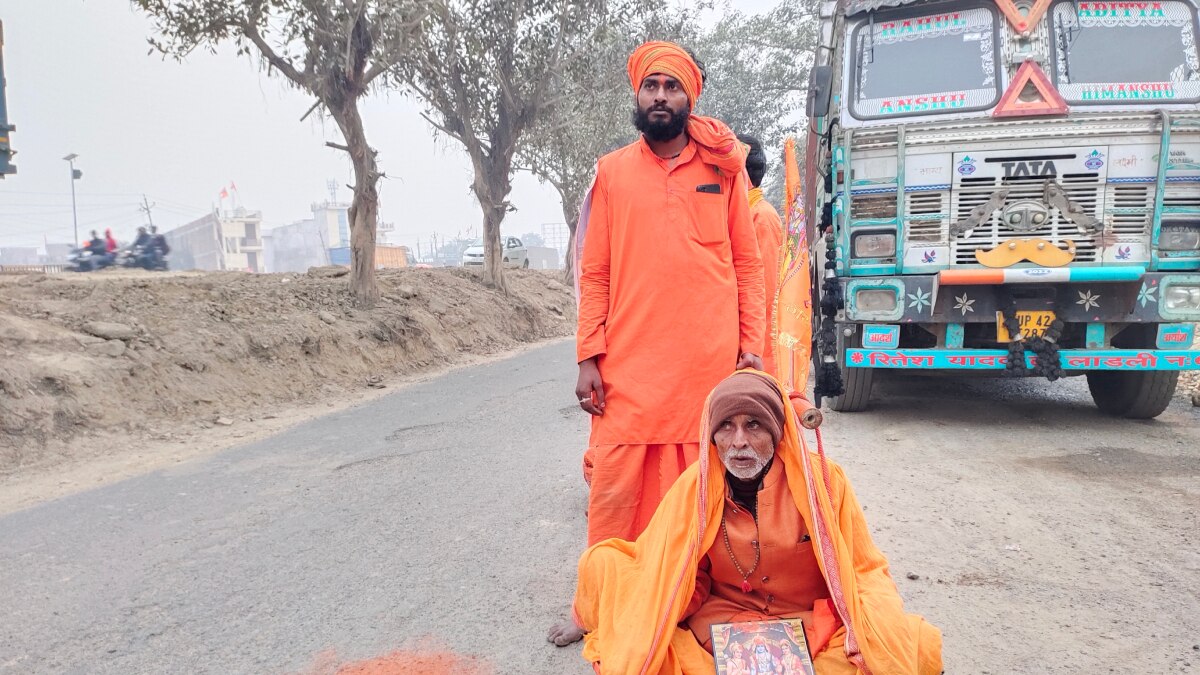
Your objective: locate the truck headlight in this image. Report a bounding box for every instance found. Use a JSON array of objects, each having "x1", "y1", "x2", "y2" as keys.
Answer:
[
  {"x1": 855, "y1": 288, "x2": 898, "y2": 313},
  {"x1": 1159, "y1": 224, "x2": 1200, "y2": 251},
  {"x1": 1164, "y1": 284, "x2": 1200, "y2": 310},
  {"x1": 852, "y1": 231, "x2": 896, "y2": 258}
]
